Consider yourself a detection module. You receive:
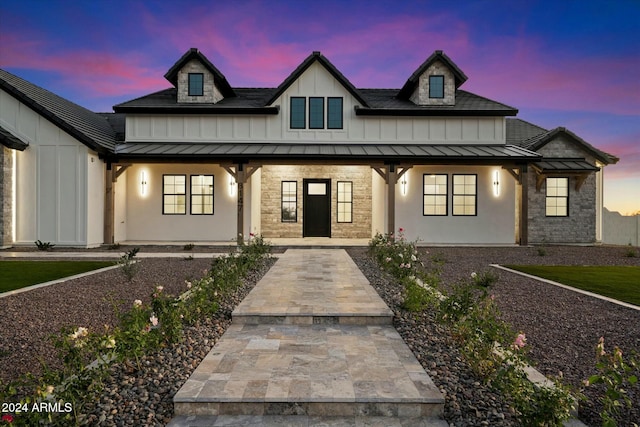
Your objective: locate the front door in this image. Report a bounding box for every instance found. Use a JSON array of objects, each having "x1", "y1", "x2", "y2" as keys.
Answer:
[{"x1": 303, "y1": 179, "x2": 331, "y2": 237}]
